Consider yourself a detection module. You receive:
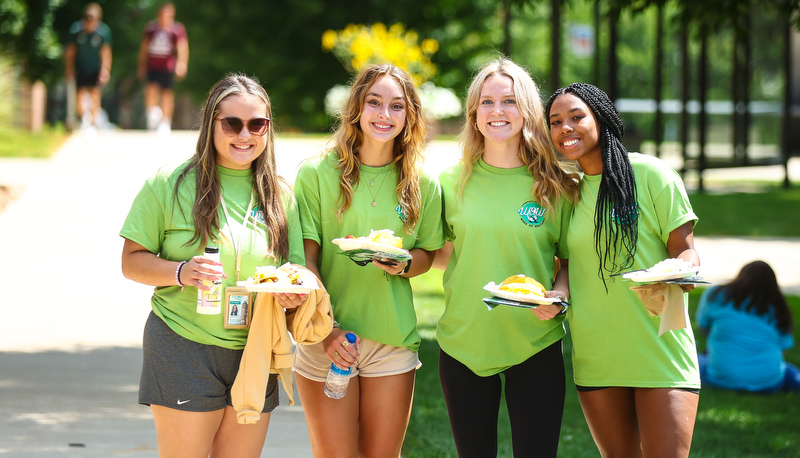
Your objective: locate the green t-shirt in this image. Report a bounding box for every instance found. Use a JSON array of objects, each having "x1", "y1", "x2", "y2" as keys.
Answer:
[
  {"x1": 120, "y1": 161, "x2": 304, "y2": 349},
  {"x1": 437, "y1": 159, "x2": 572, "y2": 376},
  {"x1": 566, "y1": 153, "x2": 700, "y2": 388},
  {"x1": 70, "y1": 21, "x2": 112, "y2": 74},
  {"x1": 293, "y1": 152, "x2": 444, "y2": 351}
]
